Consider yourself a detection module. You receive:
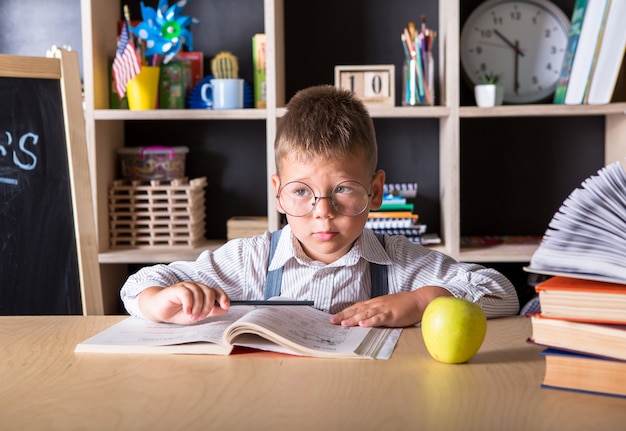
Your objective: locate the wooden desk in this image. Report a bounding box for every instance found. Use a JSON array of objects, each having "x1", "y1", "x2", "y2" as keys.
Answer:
[{"x1": 1, "y1": 316, "x2": 624, "y2": 430}]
